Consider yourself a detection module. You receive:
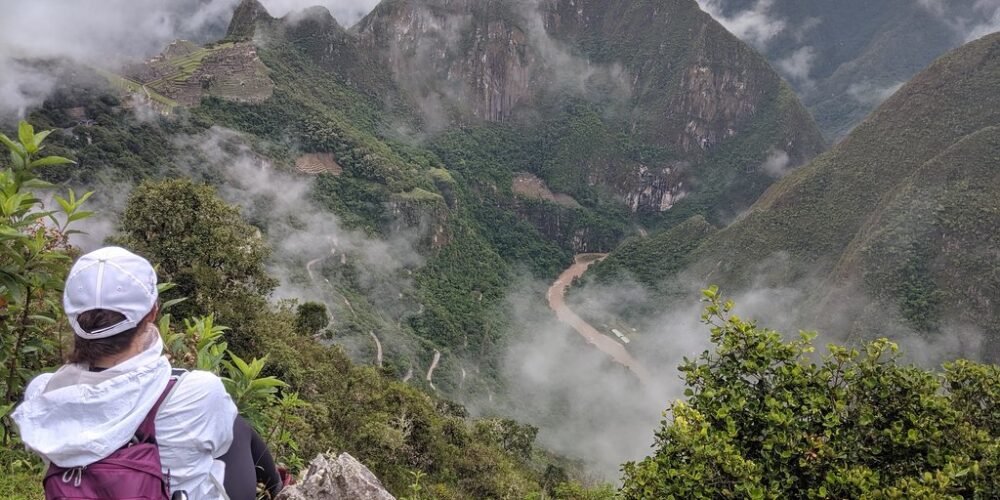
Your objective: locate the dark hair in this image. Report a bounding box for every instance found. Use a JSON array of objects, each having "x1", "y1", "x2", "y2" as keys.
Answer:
[{"x1": 69, "y1": 309, "x2": 144, "y2": 365}]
